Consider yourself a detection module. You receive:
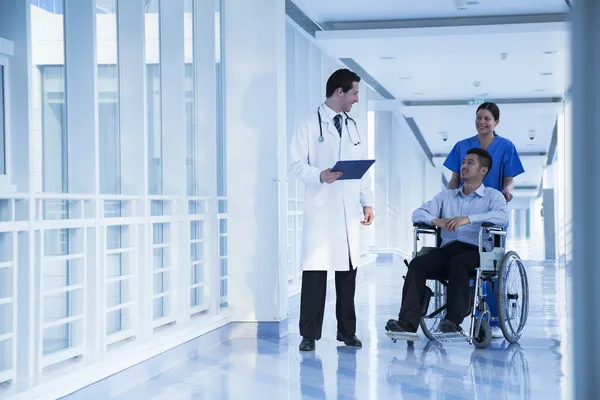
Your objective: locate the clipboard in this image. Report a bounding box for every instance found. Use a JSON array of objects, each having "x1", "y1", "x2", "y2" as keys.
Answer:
[{"x1": 331, "y1": 159, "x2": 375, "y2": 180}]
